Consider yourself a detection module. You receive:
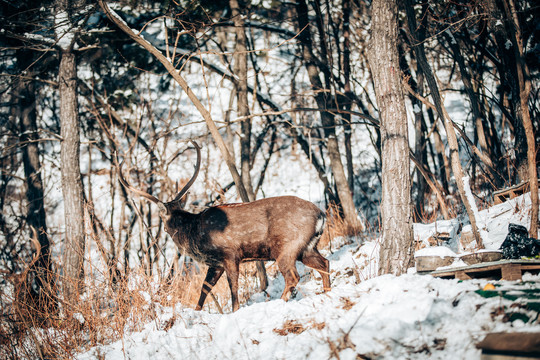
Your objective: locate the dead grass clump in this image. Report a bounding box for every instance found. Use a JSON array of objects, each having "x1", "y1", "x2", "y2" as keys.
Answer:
[
  {"x1": 273, "y1": 319, "x2": 306, "y2": 336},
  {"x1": 158, "y1": 262, "x2": 207, "y2": 308},
  {"x1": 320, "y1": 203, "x2": 364, "y2": 249},
  {"x1": 0, "y1": 258, "x2": 231, "y2": 359},
  {"x1": 273, "y1": 319, "x2": 326, "y2": 336},
  {"x1": 340, "y1": 297, "x2": 356, "y2": 311}
]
